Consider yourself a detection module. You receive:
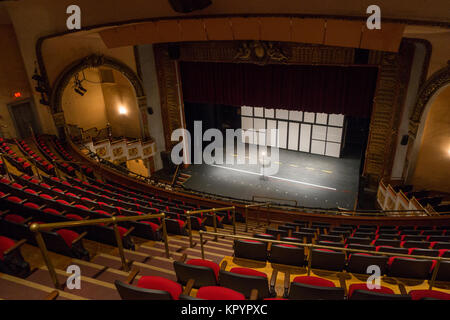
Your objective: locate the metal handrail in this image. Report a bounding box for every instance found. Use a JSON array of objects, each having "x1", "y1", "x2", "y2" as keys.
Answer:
[
  {"x1": 198, "y1": 230, "x2": 450, "y2": 290},
  {"x1": 29, "y1": 212, "x2": 169, "y2": 289},
  {"x1": 185, "y1": 206, "x2": 235, "y2": 244},
  {"x1": 252, "y1": 195, "x2": 298, "y2": 206},
  {"x1": 171, "y1": 164, "x2": 181, "y2": 187}
]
